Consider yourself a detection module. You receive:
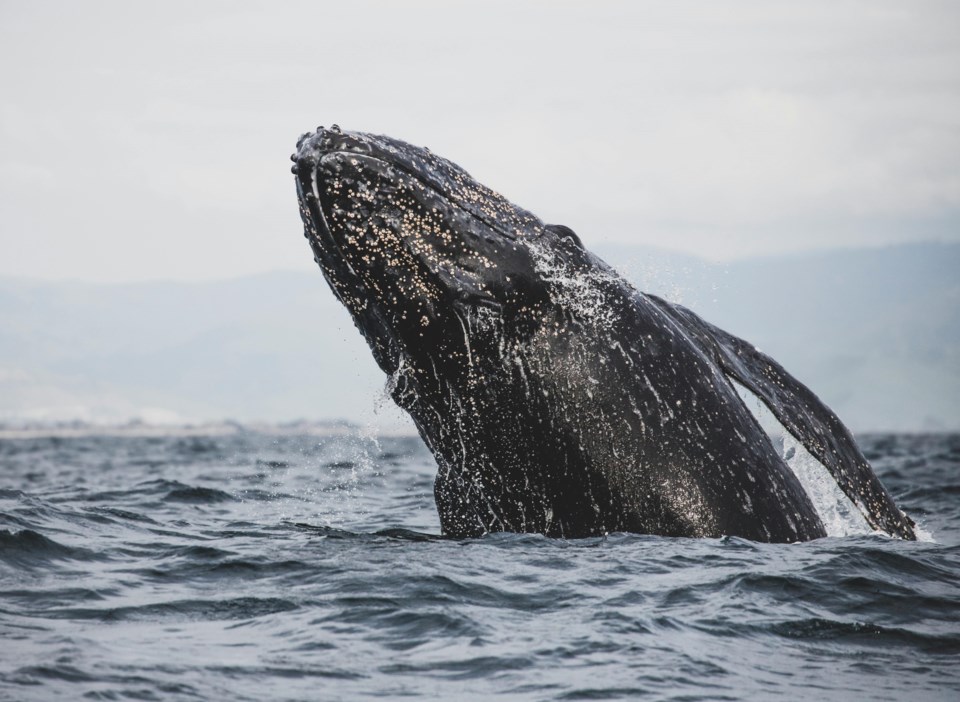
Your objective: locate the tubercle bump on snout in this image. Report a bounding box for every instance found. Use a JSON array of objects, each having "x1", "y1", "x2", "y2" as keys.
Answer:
[{"x1": 292, "y1": 125, "x2": 352, "y2": 185}]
